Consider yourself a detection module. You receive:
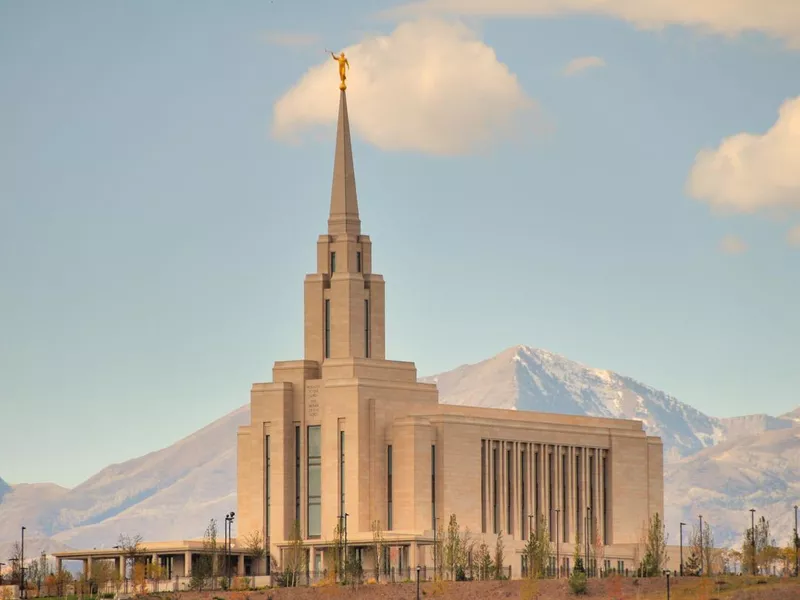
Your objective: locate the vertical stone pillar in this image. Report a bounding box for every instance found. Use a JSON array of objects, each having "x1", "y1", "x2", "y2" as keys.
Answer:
[
  {"x1": 184, "y1": 552, "x2": 191, "y2": 577},
  {"x1": 118, "y1": 555, "x2": 125, "y2": 579},
  {"x1": 237, "y1": 554, "x2": 245, "y2": 576}
]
